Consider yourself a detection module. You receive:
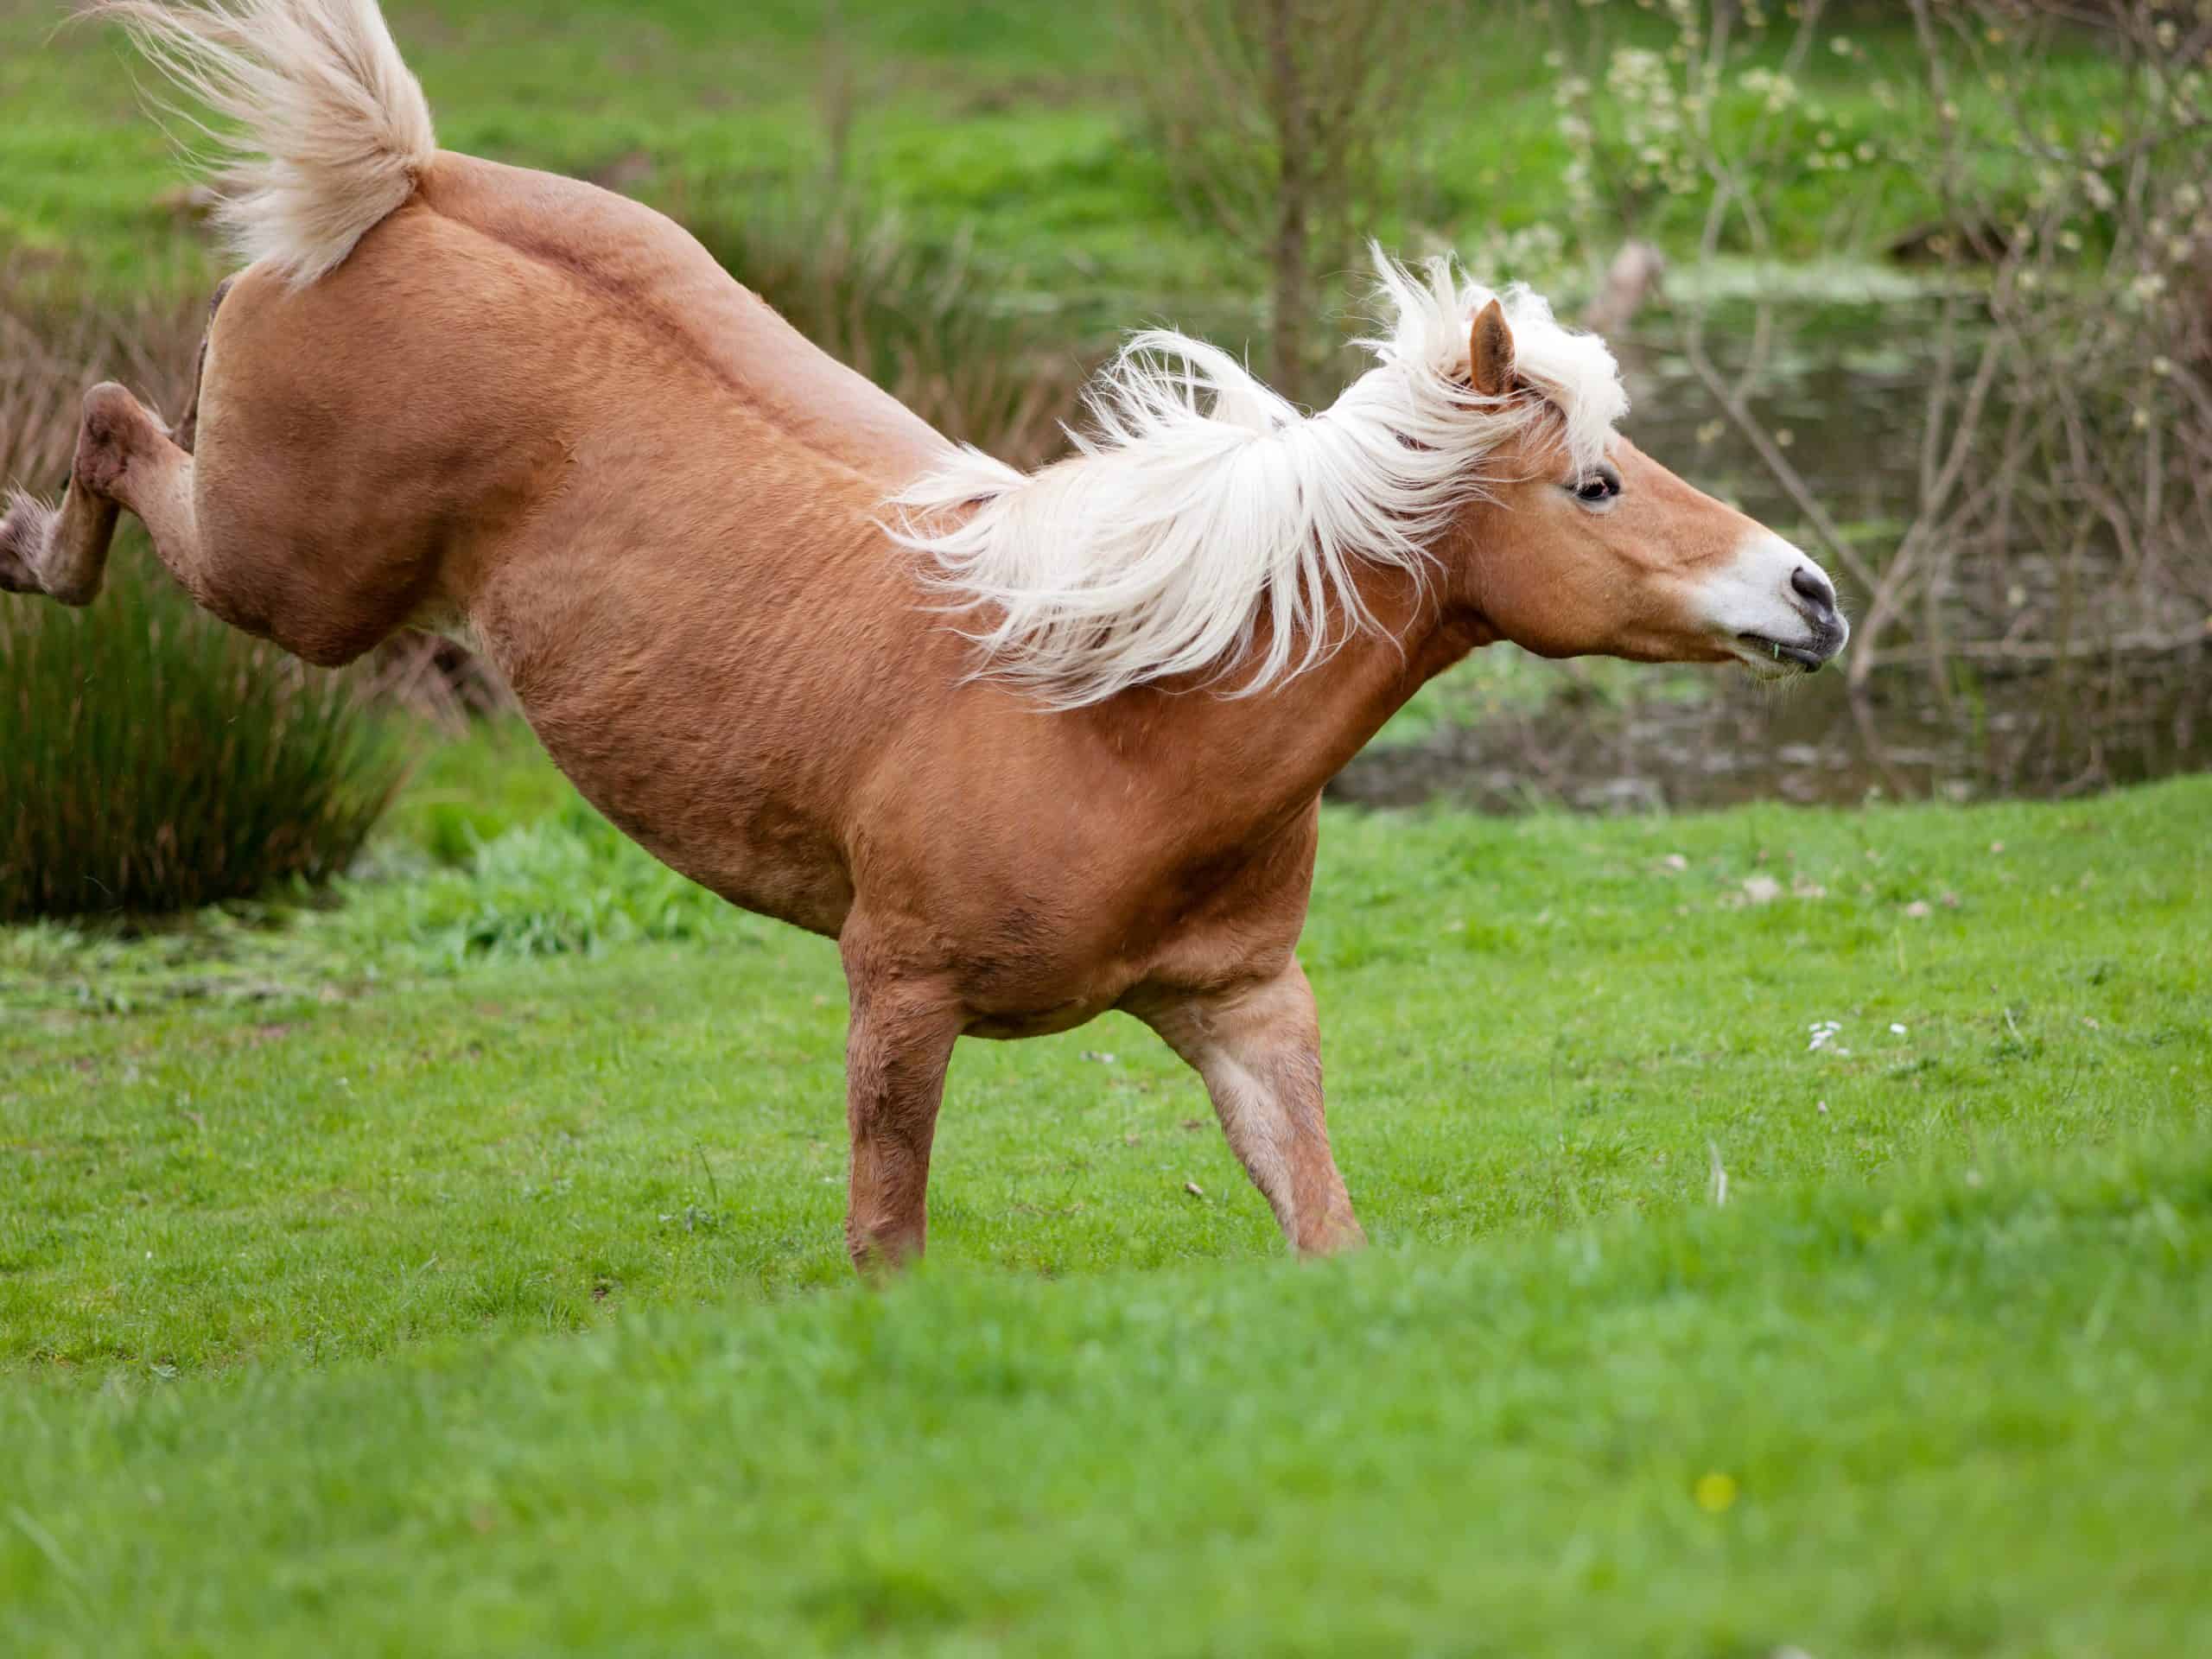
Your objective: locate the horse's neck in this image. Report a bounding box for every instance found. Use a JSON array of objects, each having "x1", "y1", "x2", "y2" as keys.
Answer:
[{"x1": 1138, "y1": 569, "x2": 1489, "y2": 836}]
